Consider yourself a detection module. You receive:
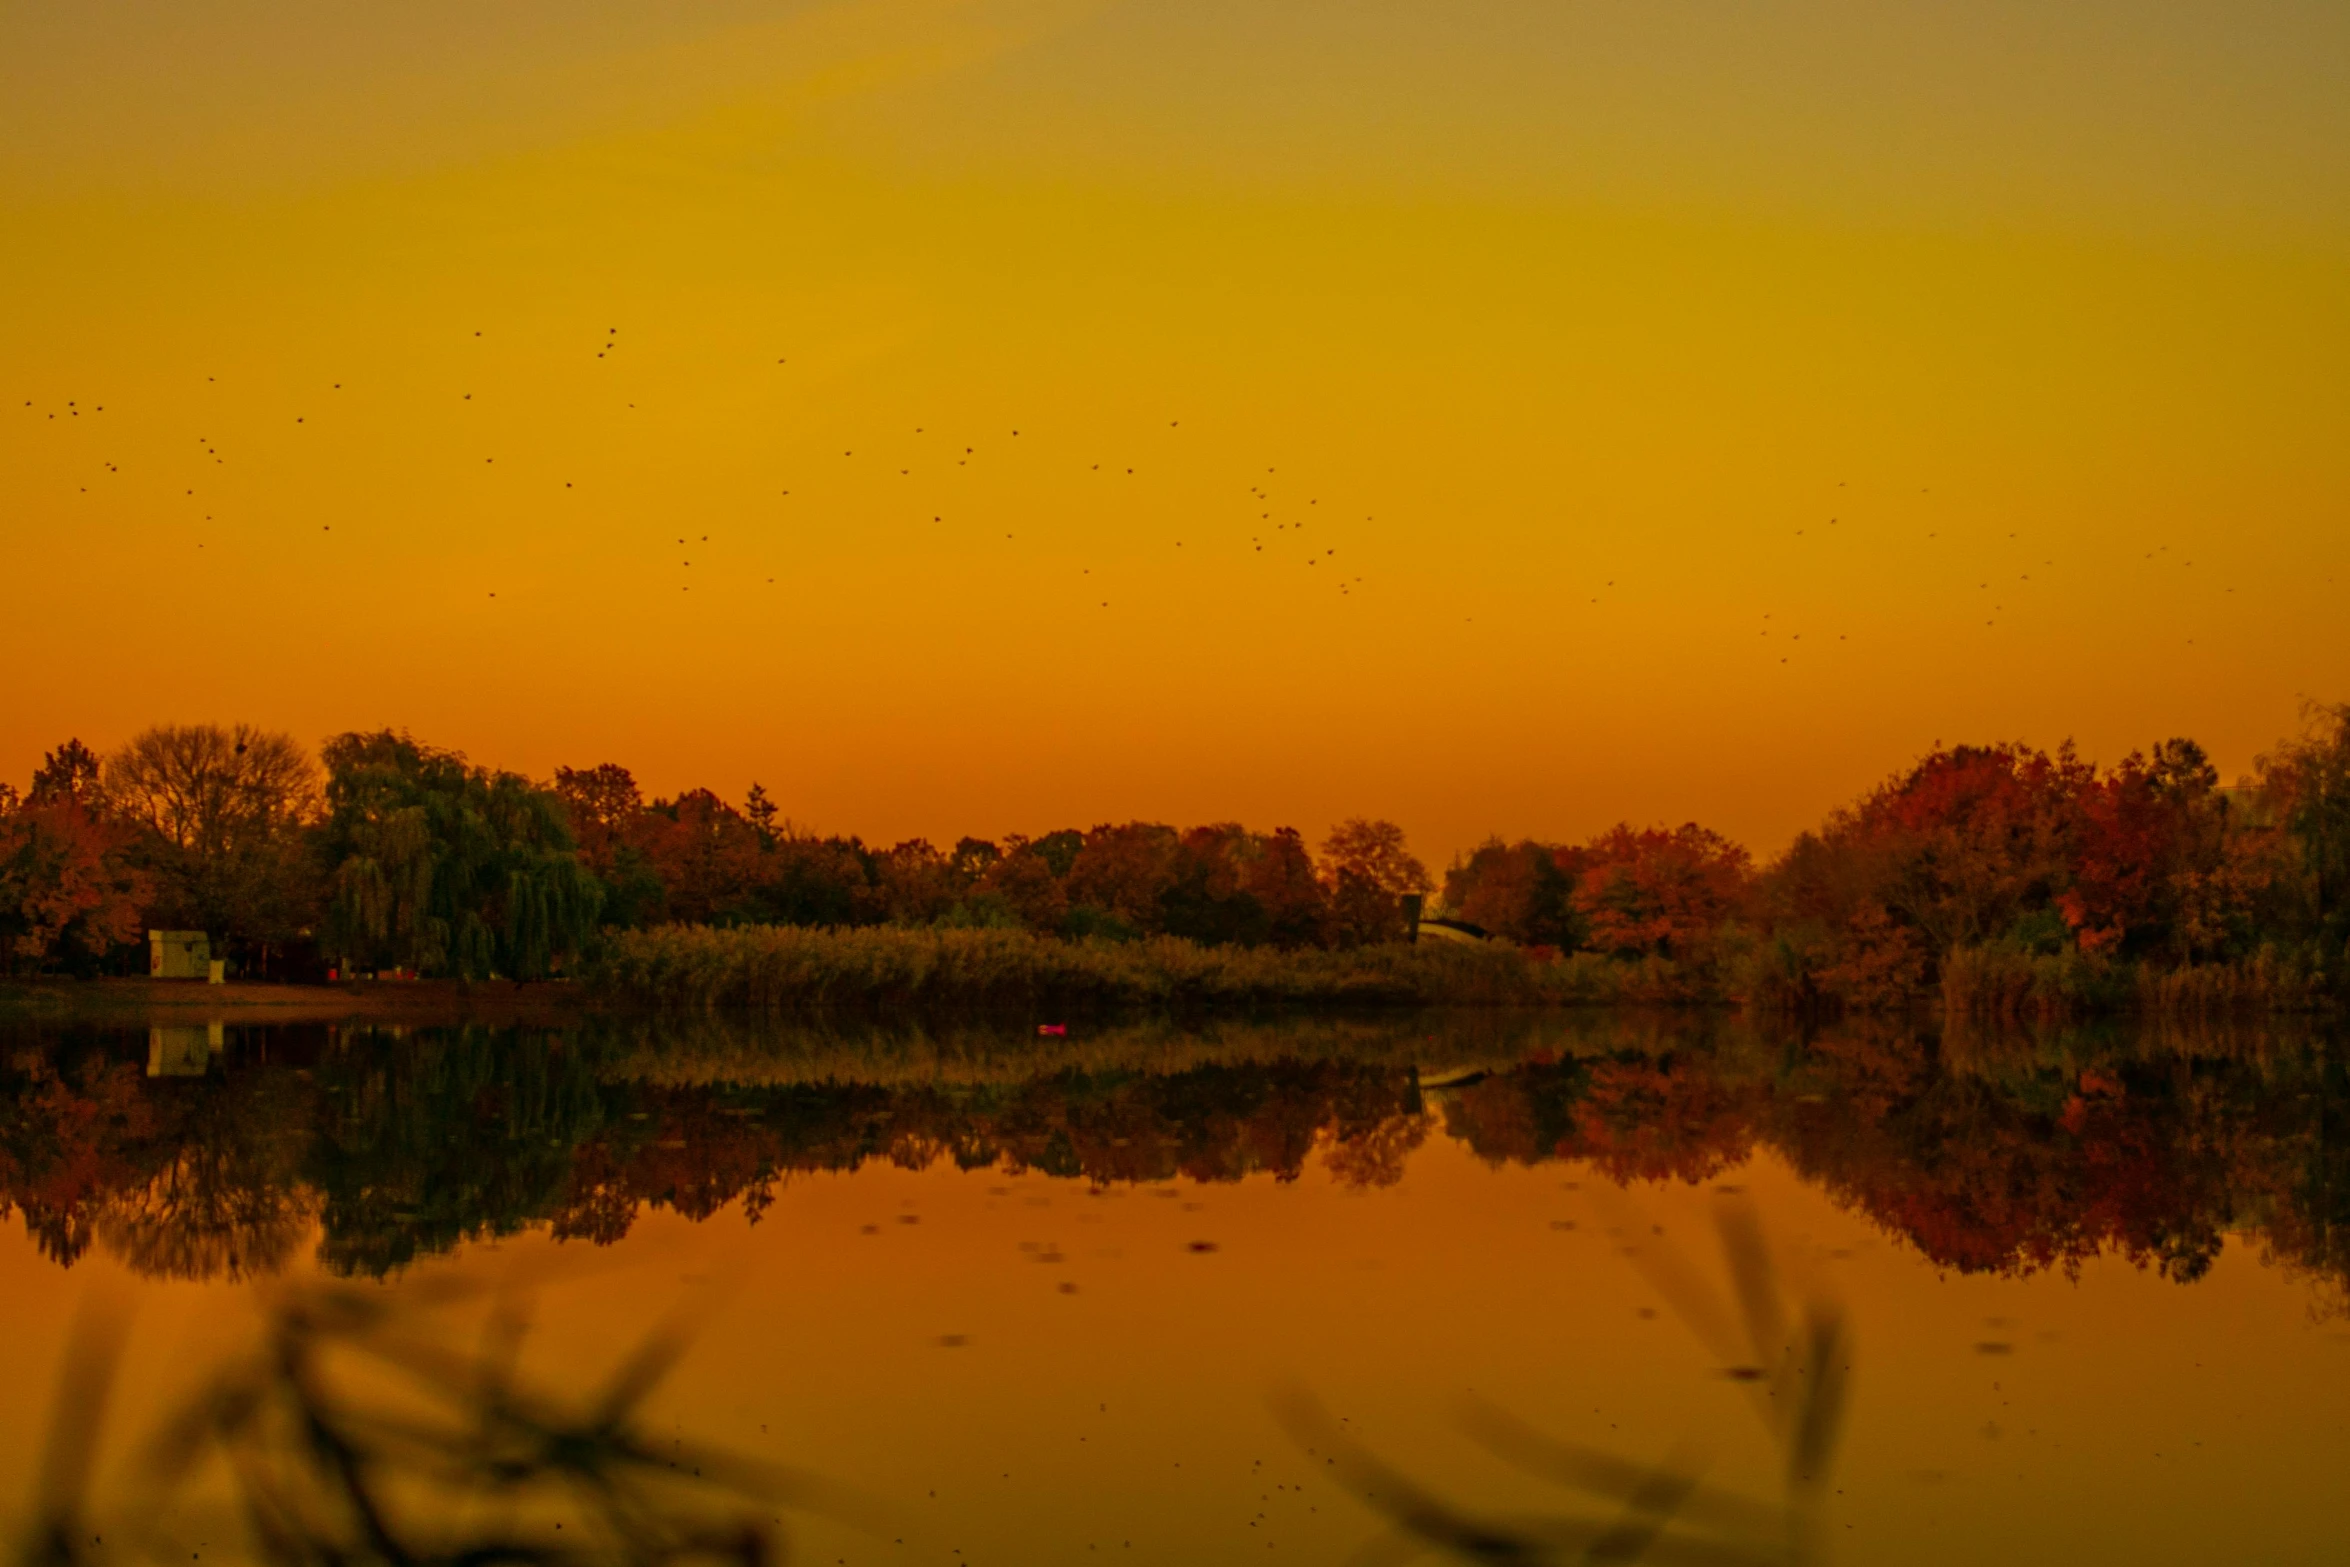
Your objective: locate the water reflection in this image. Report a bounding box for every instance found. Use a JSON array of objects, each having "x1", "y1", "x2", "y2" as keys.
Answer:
[{"x1": 3, "y1": 1012, "x2": 2345, "y2": 1311}]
